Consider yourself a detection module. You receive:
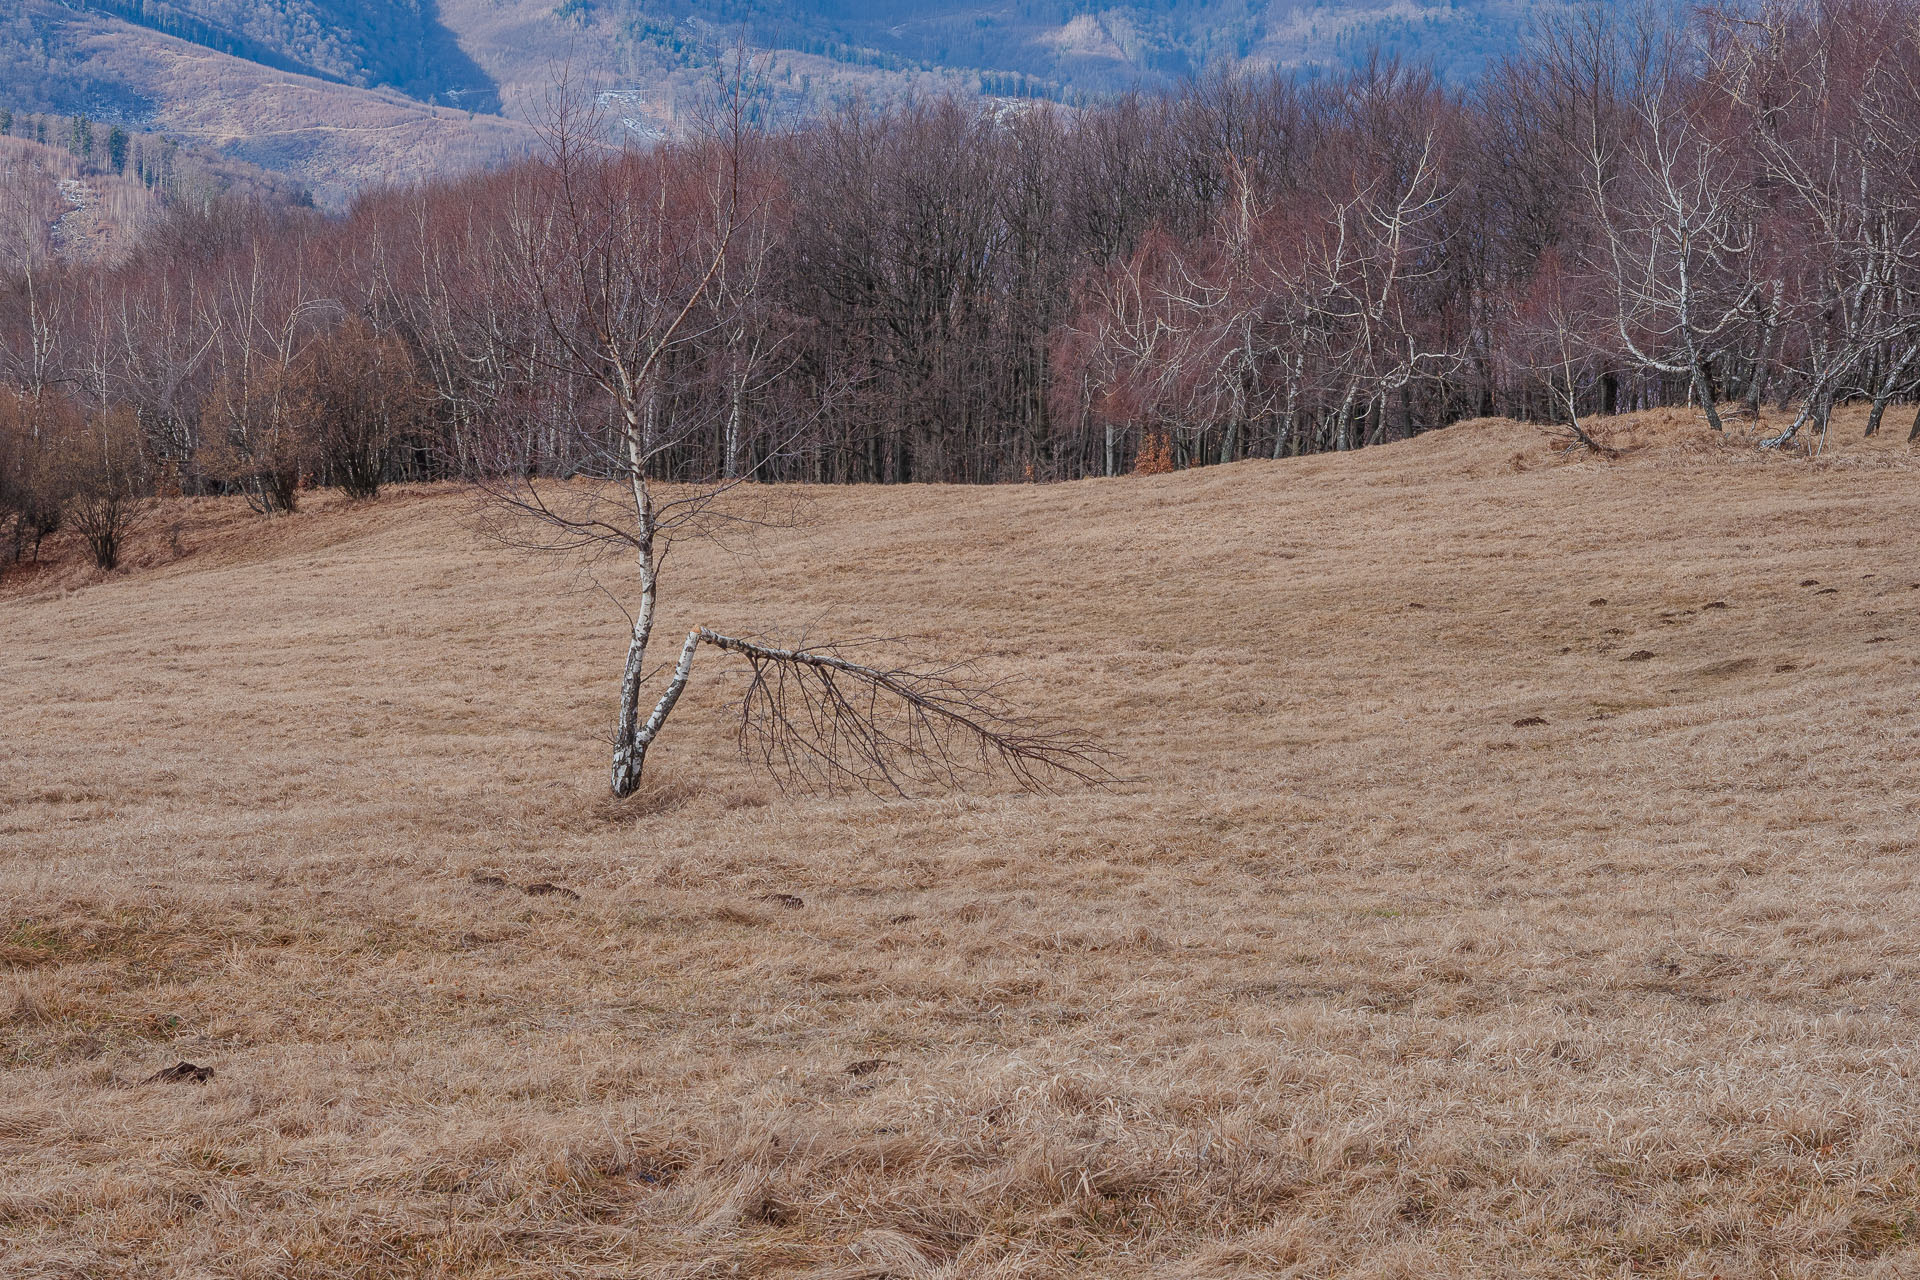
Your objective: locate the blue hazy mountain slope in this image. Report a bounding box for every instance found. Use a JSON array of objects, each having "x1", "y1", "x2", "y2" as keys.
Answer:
[
  {"x1": 0, "y1": 0, "x2": 1676, "y2": 209},
  {"x1": 590, "y1": 0, "x2": 1578, "y2": 93},
  {"x1": 8, "y1": 1, "x2": 1644, "y2": 127},
  {"x1": 45, "y1": 0, "x2": 500, "y2": 110}
]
